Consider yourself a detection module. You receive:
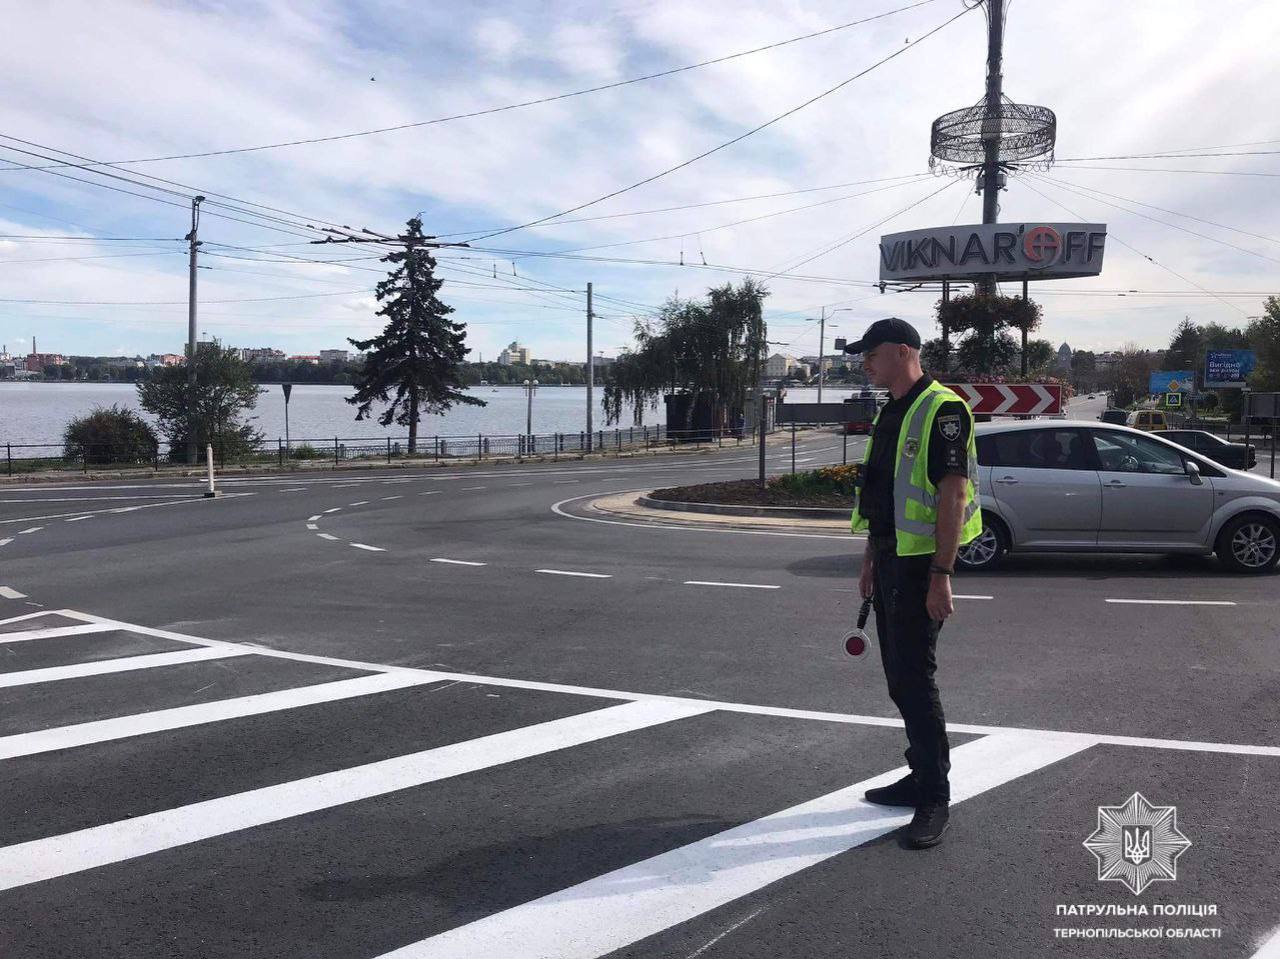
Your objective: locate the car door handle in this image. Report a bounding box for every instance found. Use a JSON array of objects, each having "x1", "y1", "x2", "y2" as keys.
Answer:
[
  {"x1": 994, "y1": 476, "x2": 1018, "y2": 485},
  {"x1": 1104, "y1": 480, "x2": 1127, "y2": 488}
]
